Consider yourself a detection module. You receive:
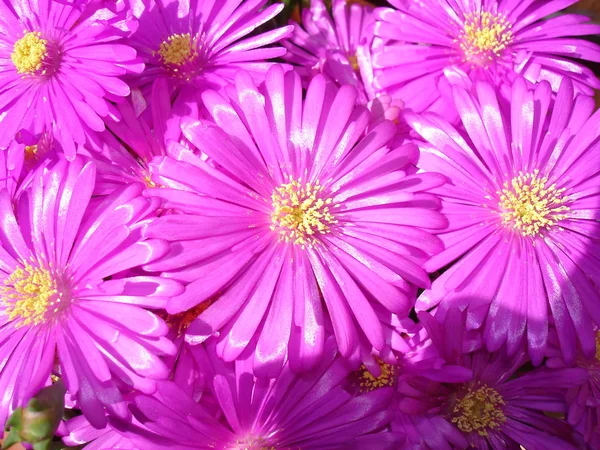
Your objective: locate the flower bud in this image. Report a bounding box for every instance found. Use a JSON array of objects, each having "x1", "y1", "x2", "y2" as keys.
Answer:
[{"x1": 2, "y1": 381, "x2": 65, "y2": 450}]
